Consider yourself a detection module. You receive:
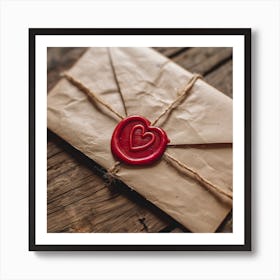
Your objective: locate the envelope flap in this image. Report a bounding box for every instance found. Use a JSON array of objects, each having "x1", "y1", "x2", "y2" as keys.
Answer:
[
  {"x1": 110, "y1": 47, "x2": 232, "y2": 144},
  {"x1": 67, "y1": 47, "x2": 126, "y2": 121}
]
